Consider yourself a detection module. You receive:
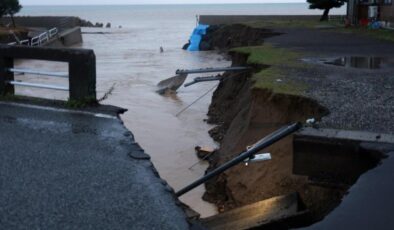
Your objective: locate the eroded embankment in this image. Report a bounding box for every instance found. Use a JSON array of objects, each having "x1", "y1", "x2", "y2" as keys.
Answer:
[
  {"x1": 204, "y1": 52, "x2": 329, "y2": 218},
  {"x1": 201, "y1": 24, "x2": 386, "y2": 226},
  {"x1": 199, "y1": 24, "x2": 281, "y2": 51}
]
